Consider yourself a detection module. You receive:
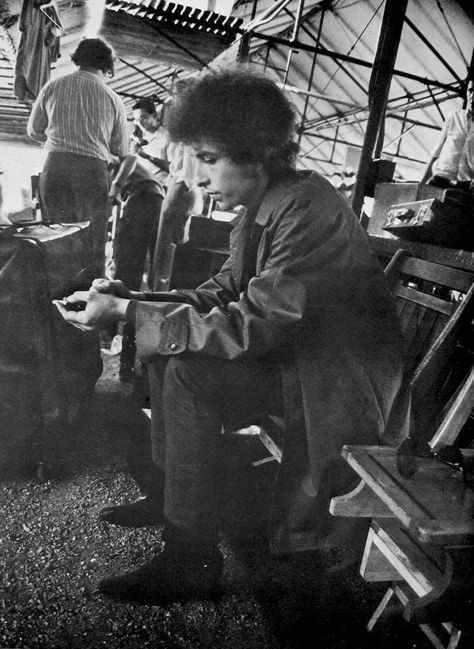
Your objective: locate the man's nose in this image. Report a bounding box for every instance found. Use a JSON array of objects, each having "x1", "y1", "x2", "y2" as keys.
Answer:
[{"x1": 195, "y1": 164, "x2": 209, "y2": 187}]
